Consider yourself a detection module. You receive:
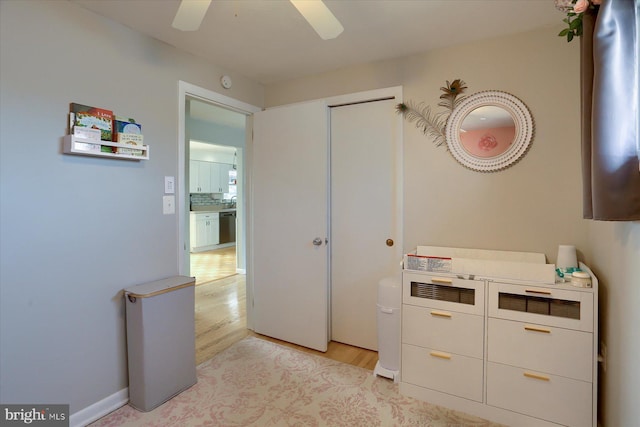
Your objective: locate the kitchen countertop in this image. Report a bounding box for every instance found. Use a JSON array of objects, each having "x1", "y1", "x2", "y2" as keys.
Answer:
[{"x1": 190, "y1": 207, "x2": 236, "y2": 213}]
